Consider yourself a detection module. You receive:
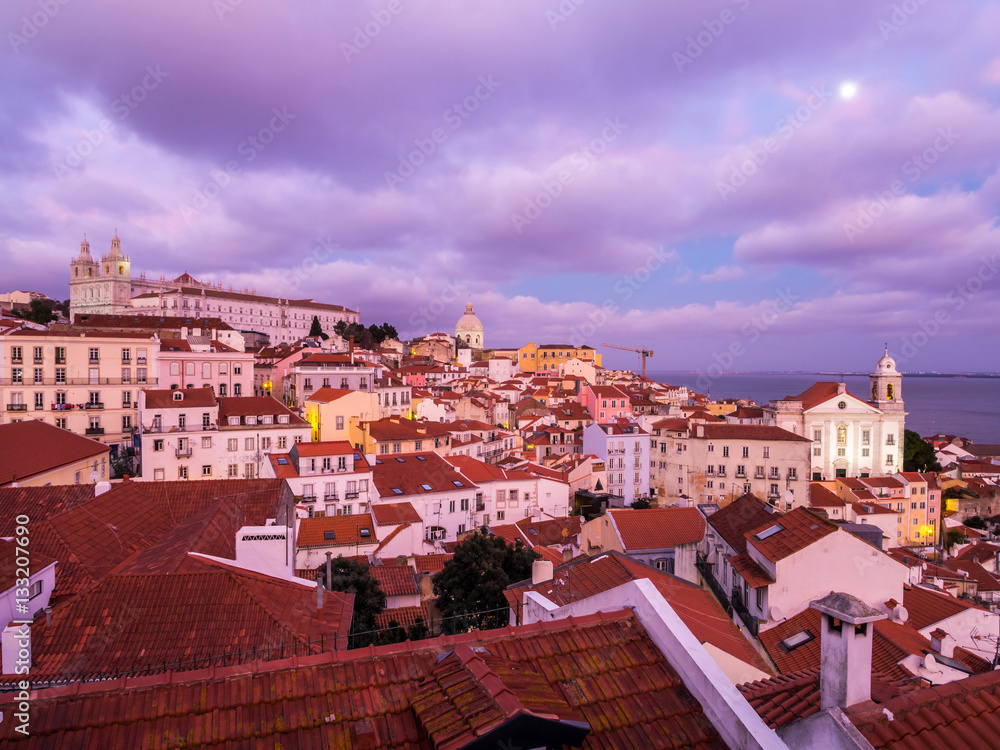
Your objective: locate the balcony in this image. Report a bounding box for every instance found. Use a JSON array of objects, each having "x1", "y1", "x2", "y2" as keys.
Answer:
[
  {"x1": 301, "y1": 495, "x2": 317, "y2": 503},
  {"x1": 175, "y1": 446, "x2": 193, "y2": 458},
  {"x1": 51, "y1": 403, "x2": 74, "y2": 411},
  {"x1": 324, "y1": 494, "x2": 339, "y2": 502},
  {"x1": 85, "y1": 402, "x2": 104, "y2": 410},
  {"x1": 345, "y1": 491, "x2": 359, "y2": 500},
  {"x1": 695, "y1": 554, "x2": 731, "y2": 612},
  {"x1": 730, "y1": 589, "x2": 759, "y2": 637},
  {"x1": 11, "y1": 357, "x2": 22, "y2": 365},
  {"x1": 85, "y1": 427, "x2": 105, "y2": 436},
  {"x1": 33, "y1": 358, "x2": 43, "y2": 365},
  {"x1": 55, "y1": 357, "x2": 66, "y2": 365},
  {"x1": 89, "y1": 358, "x2": 100, "y2": 365},
  {"x1": 136, "y1": 357, "x2": 146, "y2": 365},
  {"x1": 735, "y1": 471, "x2": 747, "y2": 479},
  {"x1": 0, "y1": 377, "x2": 156, "y2": 386},
  {"x1": 6, "y1": 403, "x2": 28, "y2": 412},
  {"x1": 754, "y1": 470, "x2": 765, "y2": 479}
]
